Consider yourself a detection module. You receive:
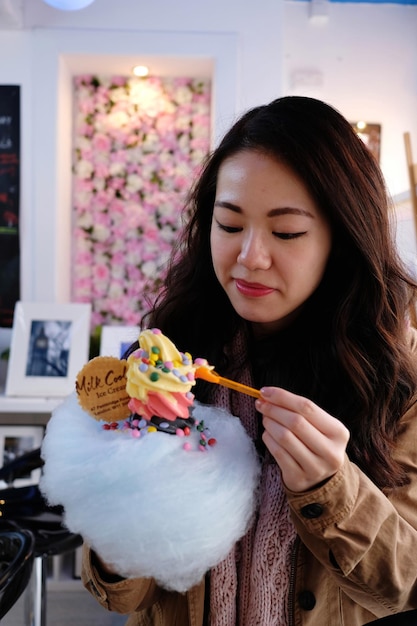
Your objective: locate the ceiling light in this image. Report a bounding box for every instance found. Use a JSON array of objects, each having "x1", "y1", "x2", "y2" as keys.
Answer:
[
  {"x1": 42, "y1": 0, "x2": 95, "y2": 9},
  {"x1": 132, "y1": 65, "x2": 150, "y2": 78}
]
